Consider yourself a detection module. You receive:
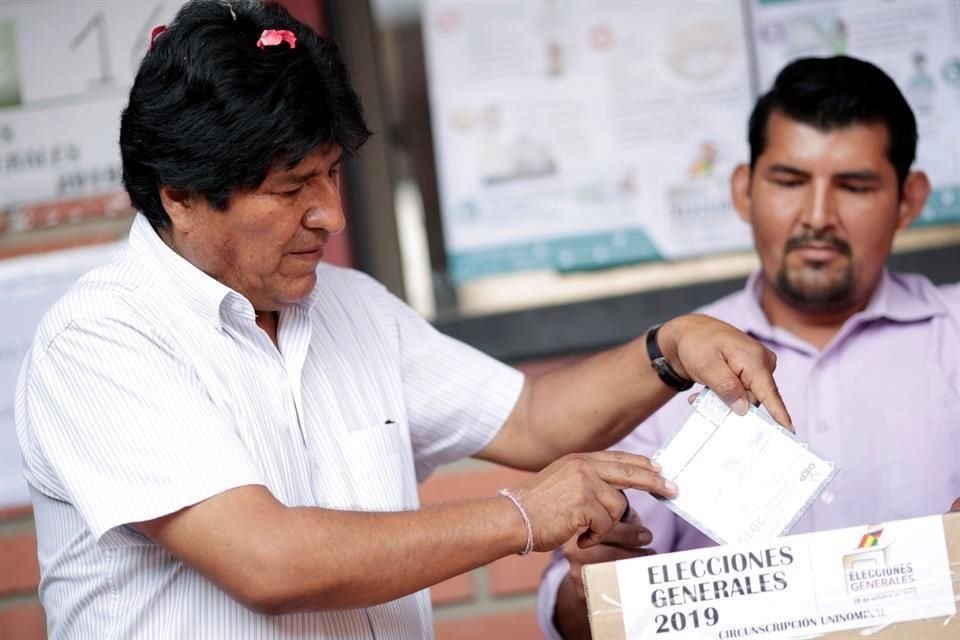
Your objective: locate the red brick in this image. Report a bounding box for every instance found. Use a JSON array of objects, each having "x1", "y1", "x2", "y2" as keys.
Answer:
[
  {"x1": 0, "y1": 603, "x2": 45, "y2": 640},
  {"x1": 419, "y1": 467, "x2": 534, "y2": 505},
  {"x1": 0, "y1": 535, "x2": 40, "y2": 596},
  {"x1": 435, "y1": 609, "x2": 542, "y2": 640},
  {"x1": 0, "y1": 505, "x2": 32, "y2": 521},
  {"x1": 19, "y1": 192, "x2": 130, "y2": 228},
  {"x1": 488, "y1": 551, "x2": 552, "y2": 597},
  {"x1": 0, "y1": 234, "x2": 120, "y2": 259},
  {"x1": 430, "y1": 572, "x2": 473, "y2": 606}
]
